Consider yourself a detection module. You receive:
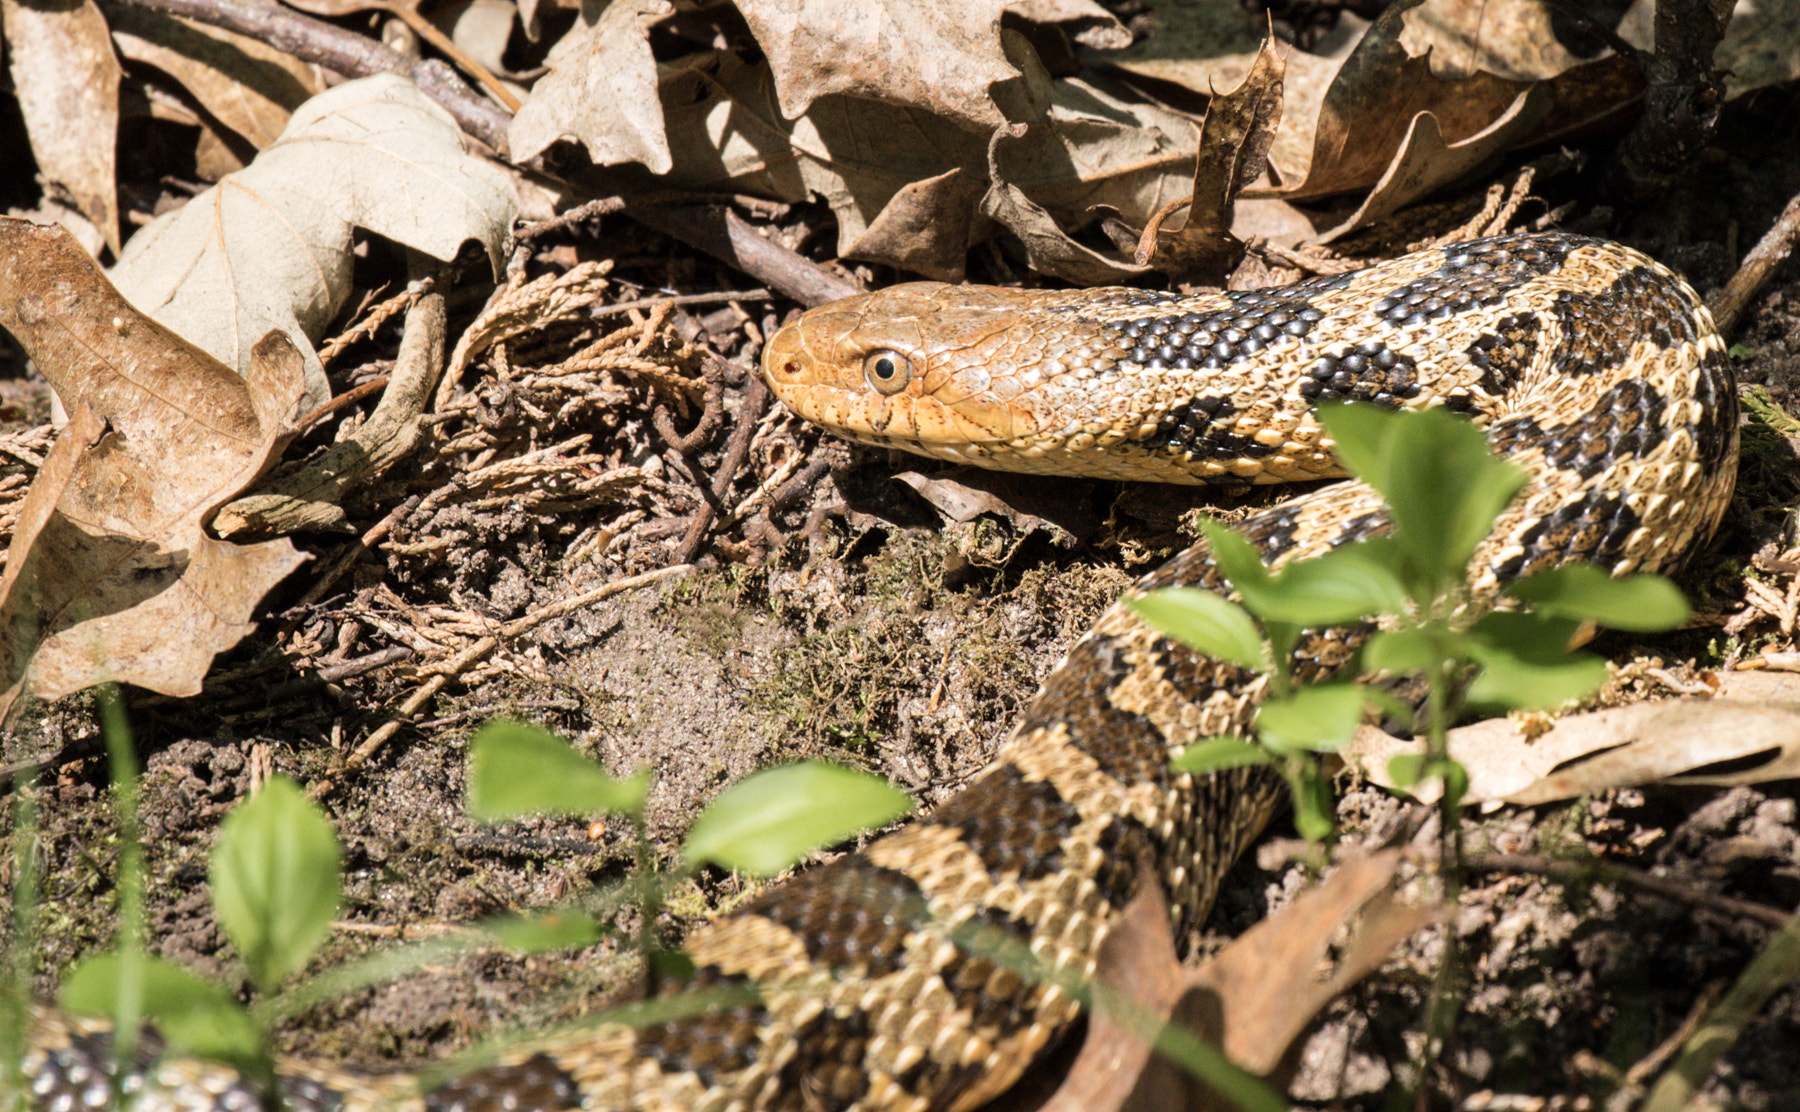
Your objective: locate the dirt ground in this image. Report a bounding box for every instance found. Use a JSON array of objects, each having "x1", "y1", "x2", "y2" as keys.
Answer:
[{"x1": 7, "y1": 60, "x2": 1800, "y2": 1112}]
